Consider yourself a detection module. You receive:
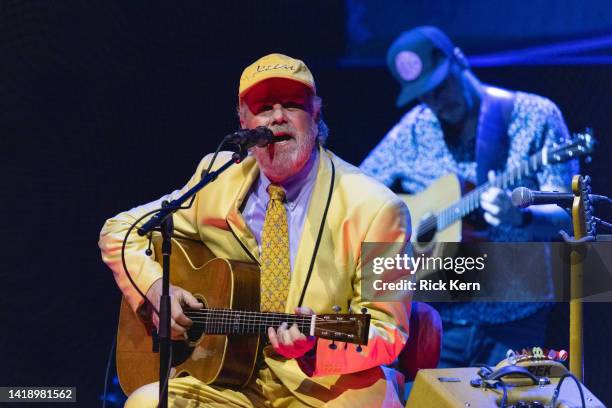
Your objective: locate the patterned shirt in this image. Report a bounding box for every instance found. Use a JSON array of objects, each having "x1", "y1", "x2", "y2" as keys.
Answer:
[{"x1": 360, "y1": 90, "x2": 578, "y2": 323}]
